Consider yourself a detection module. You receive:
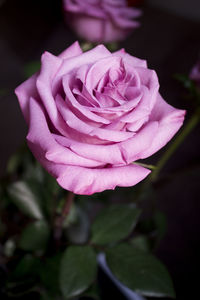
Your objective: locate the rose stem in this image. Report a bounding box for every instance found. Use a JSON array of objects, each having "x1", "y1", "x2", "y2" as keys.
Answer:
[
  {"x1": 54, "y1": 191, "x2": 75, "y2": 244},
  {"x1": 150, "y1": 107, "x2": 200, "y2": 182}
]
